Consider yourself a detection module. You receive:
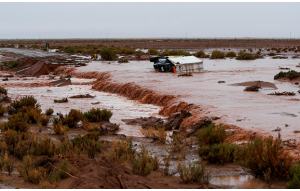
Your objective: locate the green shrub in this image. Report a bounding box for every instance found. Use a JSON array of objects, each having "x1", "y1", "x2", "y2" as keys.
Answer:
[
  {"x1": 288, "y1": 163, "x2": 300, "y2": 188},
  {"x1": 199, "y1": 143, "x2": 239, "y2": 164},
  {"x1": 236, "y1": 51, "x2": 258, "y2": 60},
  {"x1": 132, "y1": 147, "x2": 159, "y2": 176},
  {"x1": 195, "y1": 51, "x2": 209, "y2": 58},
  {"x1": 0, "y1": 87, "x2": 7, "y2": 95},
  {"x1": 83, "y1": 108, "x2": 112, "y2": 122},
  {"x1": 63, "y1": 109, "x2": 83, "y2": 128},
  {"x1": 210, "y1": 50, "x2": 225, "y2": 59},
  {"x1": 161, "y1": 50, "x2": 190, "y2": 56},
  {"x1": 45, "y1": 108, "x2": 54, "y2": 116},
  {"x1": 10, "y1": 96, "x2": 40, "y2": 113},
  {"x1": 100, "y1": 48, "x2": 117, "y2": 61},
  {"x1": 177, "y1": 162, "x2": 209, "y2": 184},
  {"x1": 197, "y1": 124, "x2": 226, "y2": 146},
  {"x1": 274, "y1": 70, "x2": 300, "y2": 80},
  {"x1": 1, "y1": 60, "x2": 21, "y2": 69},
  {"x1": 226, "y1": 51, "x2": 237, "y2": 58},
  {"x1": 148, "y1": 48, "x2": 159, "y2": 55},
  {"x1": 71, "y1": 133, "x2": 101, "y2": 158},
  {"x1": 48, "y1": 160, "x2": 71, "y2": 183},
  {"x1": 240, "y1": 137, "x2": 291, "y2": 181}
]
